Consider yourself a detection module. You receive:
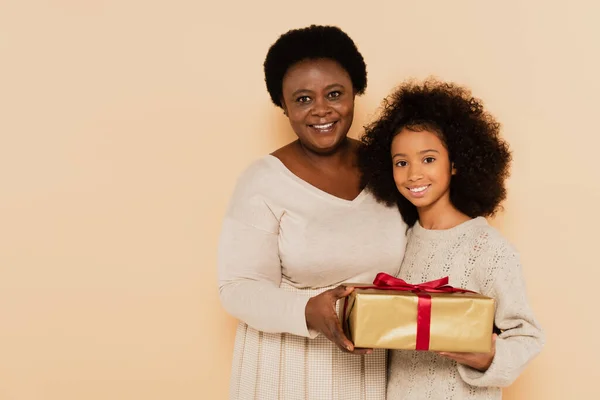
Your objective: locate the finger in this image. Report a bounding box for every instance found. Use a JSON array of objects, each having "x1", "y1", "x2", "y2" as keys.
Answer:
[
  {"x1": 335, "y1": 342, "x2": 352, "y2": 353},
  {"x1": 440, "y1": 351, "x2": 471, "y2": 357},
  {"x1": 438, "y1": 352, "x2": 468, "y2": 363},
  {"x1": 330, "y1": 285, "x2": 354, "y2": 300},
  {"x1": 322, "y1": 325, "x2": 351, "y2": 353},
  {"x1": 331, "y1": 322, "x2": 354, "y2": 352},
  {"x1": 437, "y1": 352, "x2": 454, "y2": 360},
  {"x1": 438, "y1": 352, "x2": 456, "y2": 358},
  {"x1": 351, "y1": 347, "x2": 374, "y2": 355}
]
